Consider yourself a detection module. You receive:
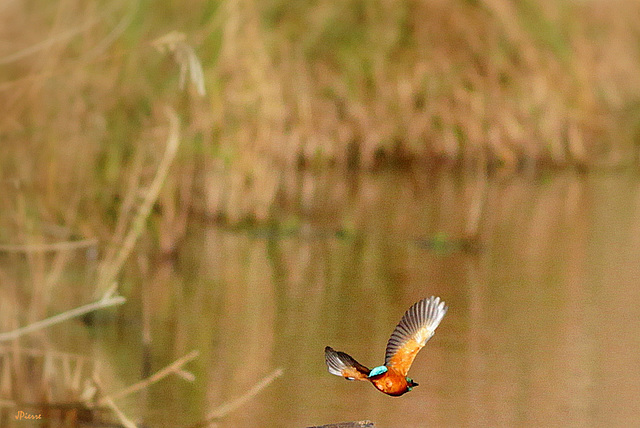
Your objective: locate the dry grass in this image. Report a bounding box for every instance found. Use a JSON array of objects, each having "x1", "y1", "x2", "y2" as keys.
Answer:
[{"x1": 2, "y1": 0, "x2": 640, "y2": 227}]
